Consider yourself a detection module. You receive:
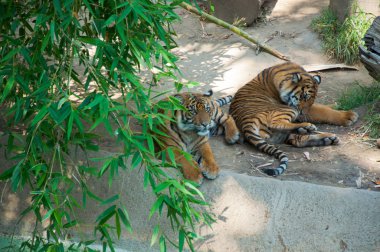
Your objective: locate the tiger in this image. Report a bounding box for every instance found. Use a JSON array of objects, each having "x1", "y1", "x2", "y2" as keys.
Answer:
[
  {"x1": 154, "y1": 90, "x2": 240, "y2": 184},
  {"x1": 229, "y1": 61, "x2": 358, "y2": 176}
]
